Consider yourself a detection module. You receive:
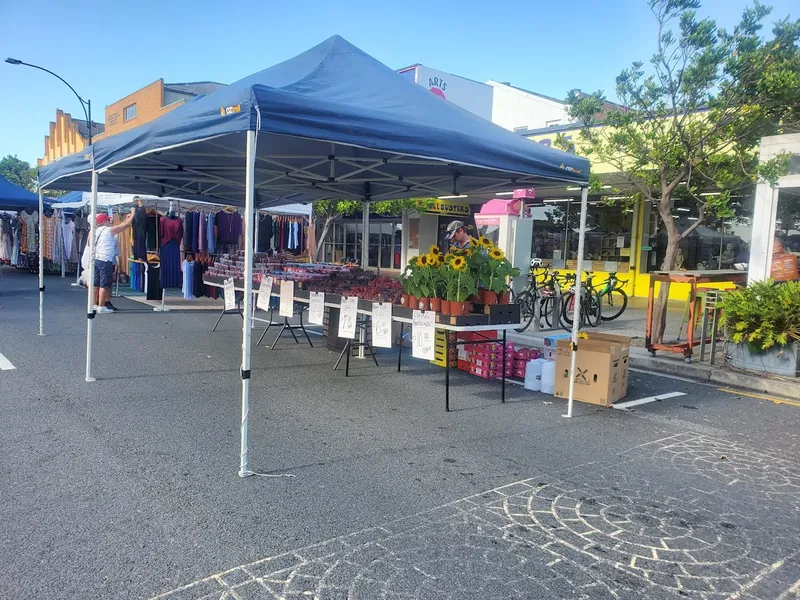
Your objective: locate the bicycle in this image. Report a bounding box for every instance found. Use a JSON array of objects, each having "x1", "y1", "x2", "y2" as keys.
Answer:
[
  {"x1": 514, "y1": 267, "x2": 564, "y2": 332},
  {"x1": 560, "y1": 272, "x2": 602, "y2": 331},
  {"x1": 594, "y1": 272, "x2": 629, "y2": 321}
]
